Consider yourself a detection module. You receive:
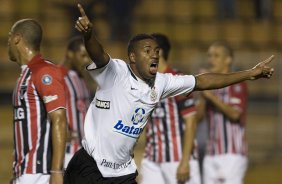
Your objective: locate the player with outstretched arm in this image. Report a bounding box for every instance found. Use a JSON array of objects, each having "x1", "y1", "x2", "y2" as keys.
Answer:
[{"x1": 63, "y1": 4, "x2": 274, "y2": 184}]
